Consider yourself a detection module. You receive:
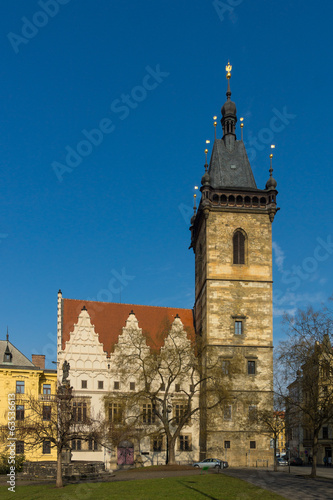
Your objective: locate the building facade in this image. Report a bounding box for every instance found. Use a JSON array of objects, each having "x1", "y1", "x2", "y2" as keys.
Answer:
[
  {"x1": 190, "y1": 65, "x2": 278, "y2": 466},
  {"x1": 0, "y1": 336, "x2": 57, "y2": 462},
  {"x1": 57, "y1": 294, "x2": 198, "y2": 469},
  {"x1": 287, "y1": 336, "x2": 333, "y2": 464}
]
